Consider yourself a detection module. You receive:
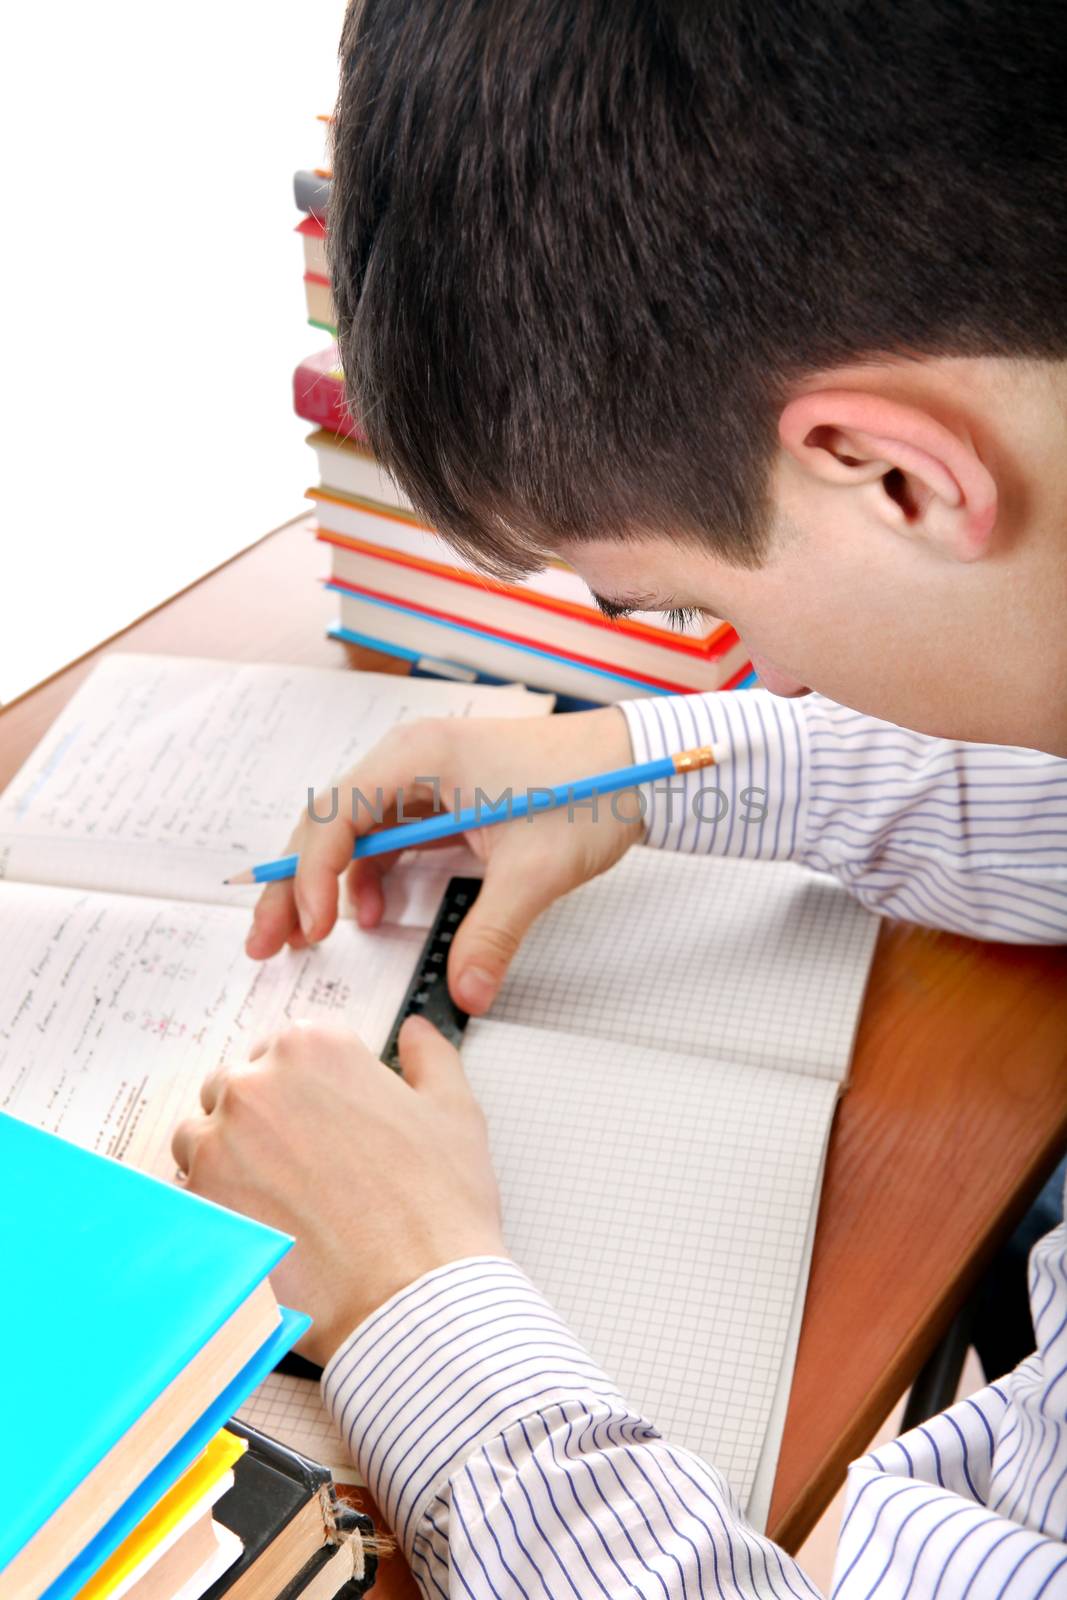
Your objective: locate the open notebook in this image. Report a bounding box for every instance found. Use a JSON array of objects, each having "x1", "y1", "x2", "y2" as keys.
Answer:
[
  {"x1": 0, "y1": 654, "x2": 548, "y2": 1174},
  {"x1": 0, "y1": 654, "x2": 878, "y2": 1528}
]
